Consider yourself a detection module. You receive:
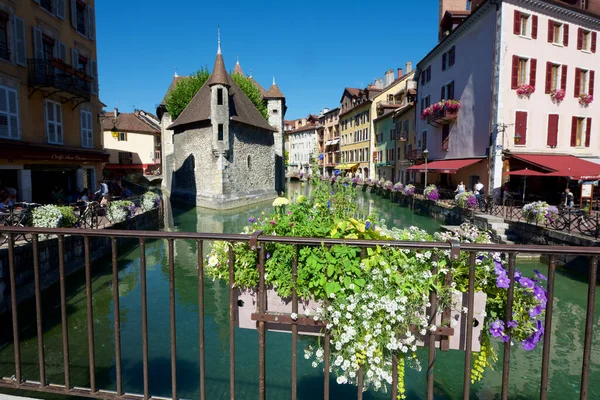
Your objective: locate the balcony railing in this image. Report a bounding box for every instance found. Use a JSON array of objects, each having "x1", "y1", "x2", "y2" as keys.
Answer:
[
  {"x1": 426, "y1": 105, "x2": 459, "y2": 125},
  {"x1": 27, "y1": 58, "x2": 91, "y2": 101},
  {"x1": 0, "y1": 226, "x2": 597, "y2": 400},
  {"x1": 407, "y1": 149, "x2": 423, "y2": 160}
]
